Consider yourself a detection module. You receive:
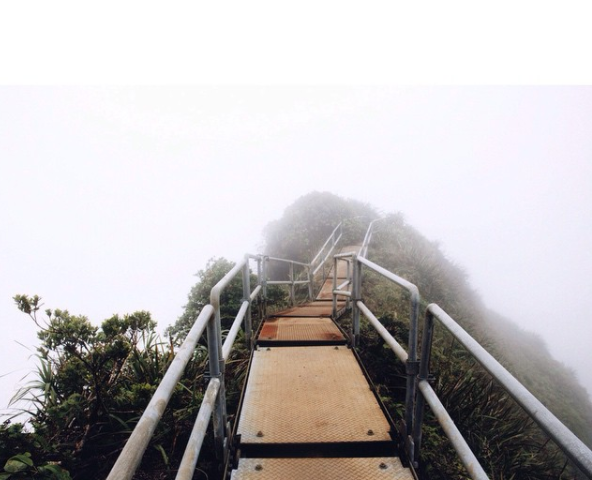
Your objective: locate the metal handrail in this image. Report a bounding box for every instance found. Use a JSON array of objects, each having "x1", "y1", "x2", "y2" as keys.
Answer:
[
  {"x1": 357, "y1": 255, "x2": 420, "y2": 446},
  {"x1": 108, "y1": 219, "x2": 592, "y2": 480},
  {"x1": 356, "y1": 298, "x2": 488, "y2": 479},
  {"x1": 416, "y1": 379, "x2": 489, "y2": 480},
  {"x1": 106, "y1": 304, "x2": 216, "y2": 480},
  {"x1": 175, "y1": 378, "x2": 221, "y2": 480},
  {"x1": 262, "y1": 256, "x2": 310, "y2": 306},
  {"x1": 261, "y1": 223, "x2": 344, "y2": 304},
  {"x1": 359, "y1": 218, "x2": 383, "y2": 258},
  {"x1": 331, "y1": 252, "x2": 354, "y2": 314},
  {"x1": 108, "y1": 223, "x2": 343, "y2": 480},
  {"x1": 414, "y1": 303, "x2": 592, "y2": 478},
  {"x1": 344, "y1": 221, "x2": 592, "y2": 478},
  {"x1": 222, "y1": 300, "x2": 250, "y2": 361},
  {"x1": 310, "y1": 222, "x2": 343, "y2": 272},
  {"x1": 107, "y1": 254, "x2": 263, "y2": 480},
  {"x1": 332, "y1": 252, "x2": 420, "y2": 455},
  {"x1": 266, "y1": 256, "x2": 310, "y2": 267},
  {"x1": 356, "y1": 301, "x2": 408, "y2": 363}
]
